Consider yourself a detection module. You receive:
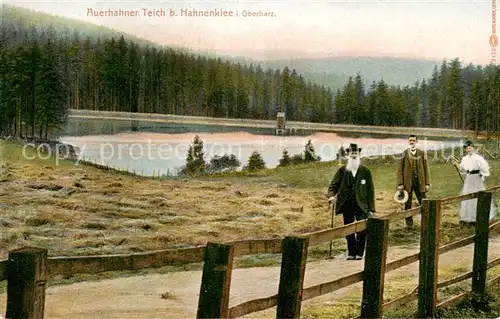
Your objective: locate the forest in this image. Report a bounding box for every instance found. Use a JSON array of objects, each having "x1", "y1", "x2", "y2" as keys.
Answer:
[{"x1": 0, "y1": 5, "x2": 500, "y2": 139}]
